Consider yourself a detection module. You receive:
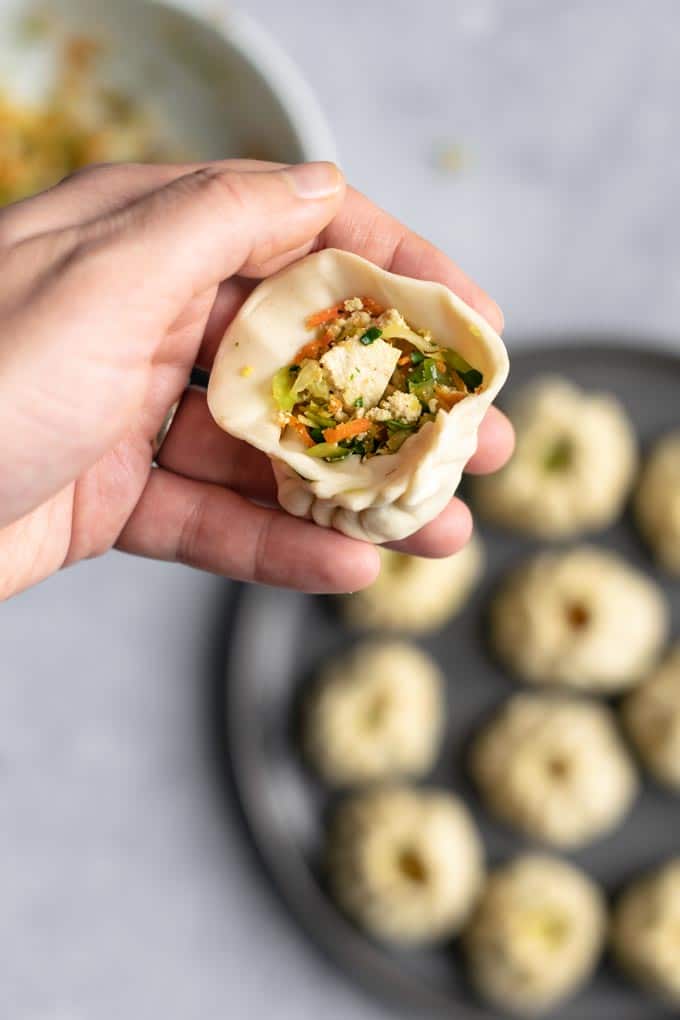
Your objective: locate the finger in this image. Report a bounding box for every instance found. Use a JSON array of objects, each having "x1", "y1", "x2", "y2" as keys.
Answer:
[
  {"x1": 465, "y1": 406, "x2": 515, "y2": 474},
  {"x1": 0, "y1": 158, "x2": 287, "y2": 247},
  {"x1": 82, "y1": 162, "x2": 345, "y2": 308},
  {"x1": 116, "y1": 467, "x2": 380, "y2": 593},
  {"x1": 319, "y1": 187, "x2": 504, "y2": 333},
  {"x1": 385, "y1": 498, "x2": 474, "y2": 558},
  {"x1": 158, "y1": 388, "x2": 277, "y2": 503}
]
